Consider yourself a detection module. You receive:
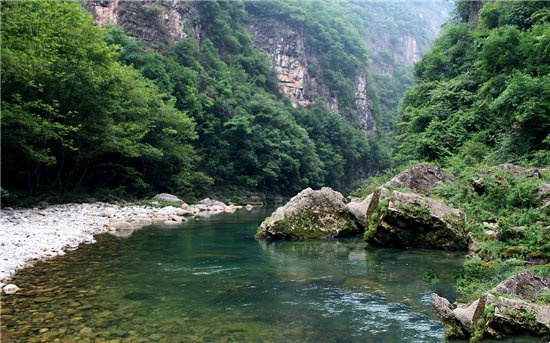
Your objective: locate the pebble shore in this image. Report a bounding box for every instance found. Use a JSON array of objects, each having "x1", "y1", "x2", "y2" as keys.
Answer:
[{"x1": 0, "y1": 200, "x2": 246, "y2": 284}]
